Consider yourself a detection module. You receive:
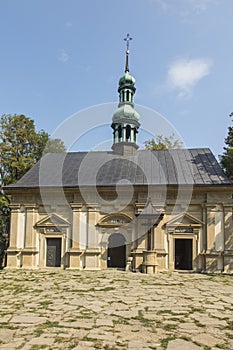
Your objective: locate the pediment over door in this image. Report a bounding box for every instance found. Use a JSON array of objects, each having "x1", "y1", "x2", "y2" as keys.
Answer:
[
  {"x1": 35, "y1": 213, "x2": 70, "y2": 232},
  {"x1": 165, "y1": 212, "x2": 203, "y2": 232}
]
